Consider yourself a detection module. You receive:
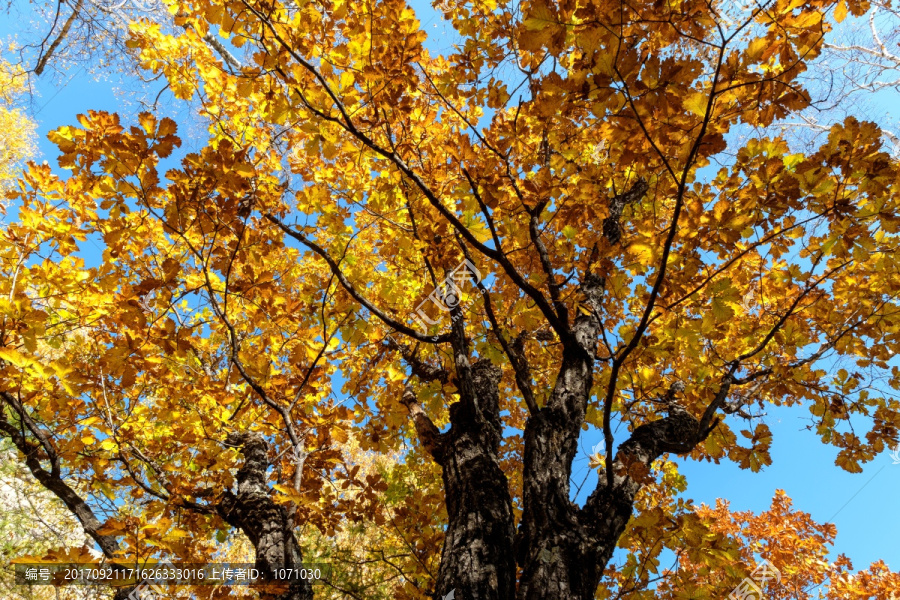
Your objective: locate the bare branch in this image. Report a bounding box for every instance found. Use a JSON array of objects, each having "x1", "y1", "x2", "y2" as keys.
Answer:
[{"x1": 34, "y1": 0, "x2": 83, "y2": 75}]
